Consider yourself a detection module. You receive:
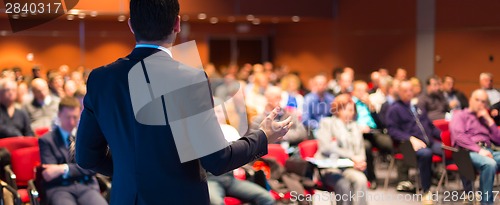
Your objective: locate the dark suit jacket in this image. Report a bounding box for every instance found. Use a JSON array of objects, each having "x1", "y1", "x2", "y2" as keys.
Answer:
[
  {"x1": 75, "y1": 48, "x2": 268, "y2": 205},
  {"x1": 39, "y1": 127, "x2": 99, "y2": 190}
]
